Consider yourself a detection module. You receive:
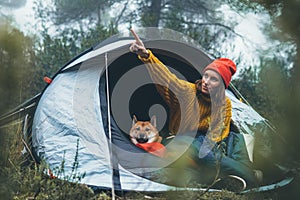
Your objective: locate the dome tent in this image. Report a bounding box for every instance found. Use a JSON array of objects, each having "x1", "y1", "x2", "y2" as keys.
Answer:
[{"x1": 0, "y1": 28, "x2": 292, "y2": 193}]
